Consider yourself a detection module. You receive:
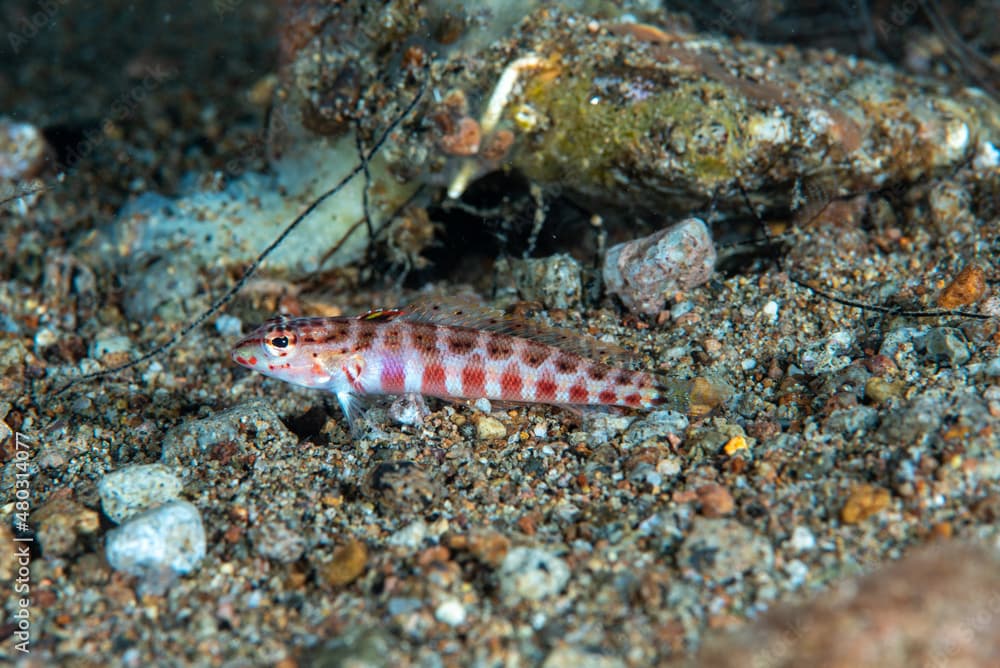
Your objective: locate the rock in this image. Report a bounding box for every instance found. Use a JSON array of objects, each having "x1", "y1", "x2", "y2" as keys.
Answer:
[
  {"x1": 542, "y1": 646, "x2": 627, "y2": 668},
  {"x1": 0, "y1": 117, "x2": 47, "y2": 182},
  {"x1": 923, "y1": 327, "x2": 971, "y2": 366},
  {"x1": 840, "y1": 484, "x2": 891, "y2": 524},
  {"x1": 31, "y1": 496, "x2": 100, "y2": 558},
  {"x1": 160, "y1": 399, "x2": 297, "y2": 467},
  {"x1": 475, "y1": 415, "x2": 507, "y2": 440},
  {"x1": 694, "y1": 543, "x2": 1000, "y2": 668},
  {"x1": 697, "y1": 484, "x2": 735, "y2": 518},
  {"x1": 678, "y1": 518, "x2": 774, "y2": 582},
  {"x1": 110, "y1": 137, "x2": 419, "y2": 321},
  {"x1": 319, "y1": 539, "x2": 368, "y2": 587},
  {"x1": 498, "y1": 546, "x2": 571, "y2": 603},
  {"x1": 799, "y1": 330, "x2": 854, "y2": 375},
  {"x1": 603, "y1": 218, "x2": 715, "y2": 316},
  {"x1": 622, "y1": 409, "x2": 689, "y2": 447},
  {"x1": 938, "y1": 264, "x2": 987, "y2": 309},
  {"x1": 98, "y1": 463, "x2": 183, "y2": 523},
  {"x1": 508, "y1": 253, "x2": 583, "y2": 310},
  {"x1": 434, "y1": 598, "x2": 467, "y2": 627},
  {"x1": 387, "y1": 520, "x2": 428, "y2": 549},
  {"x1": 786, "y1": 526, "x2": 816, "y2": 553},
  {"x1": 305, "y1": 628, "x2": 392, "y2": 668},
  {"x1": 387, "y1": 393, "x2": 430, "y2": 427},
  {"x1": 104, "y1": 500, "x2": 206, "y2": 577},
  {"x1": 251, "y1": 521, "x2": 306, "y2": 564}
]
